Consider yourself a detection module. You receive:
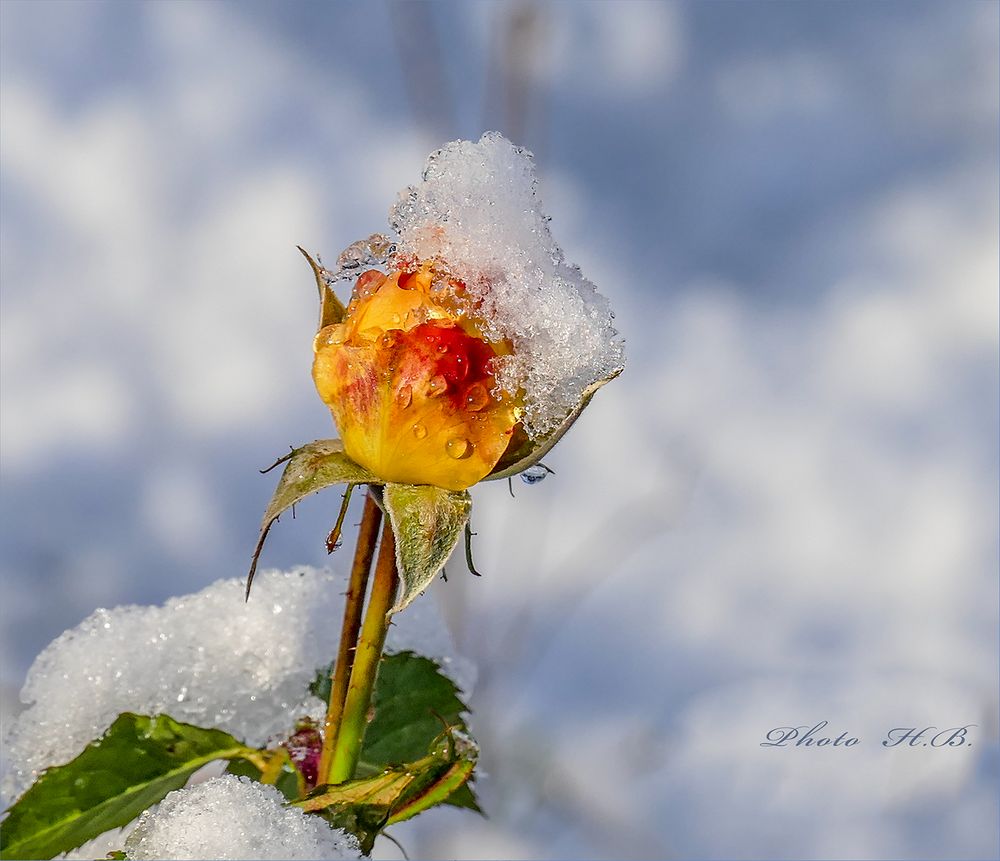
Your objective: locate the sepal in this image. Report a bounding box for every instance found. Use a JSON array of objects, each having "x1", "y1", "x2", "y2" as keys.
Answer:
[
  {"x1": 248, "y1": 440, "x2": 380, "y2": 596},
  {"x1": 486, "y1": 368, "x2": 622, "y2": 480},
  {"x1": 383, "y1": 484, "x2": 472, "y2": 613},
  {"x1": 298, "y1": 246, "x2": 347, "y2": 330}
]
